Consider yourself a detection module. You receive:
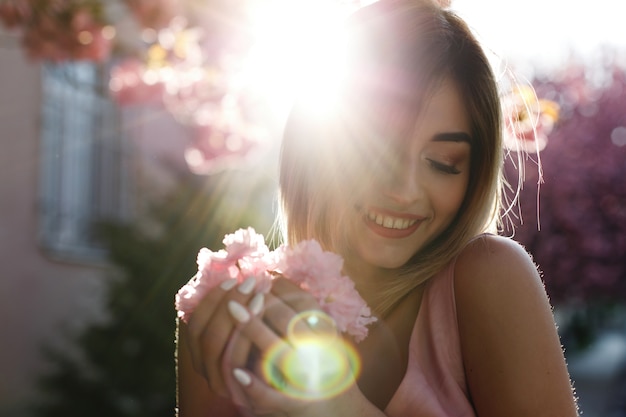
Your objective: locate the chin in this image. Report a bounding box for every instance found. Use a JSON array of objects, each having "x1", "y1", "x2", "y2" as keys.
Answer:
[{"x1": 356, "y1": 242, "x2": 420, "y2": 270}]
